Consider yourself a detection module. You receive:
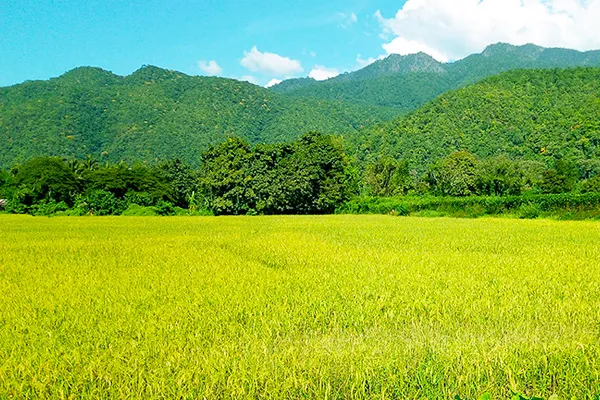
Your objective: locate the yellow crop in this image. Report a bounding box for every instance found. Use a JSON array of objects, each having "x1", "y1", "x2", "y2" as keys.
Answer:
[{"x1": 0, "y1": 215, "x2": 599, "y2": 398}]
